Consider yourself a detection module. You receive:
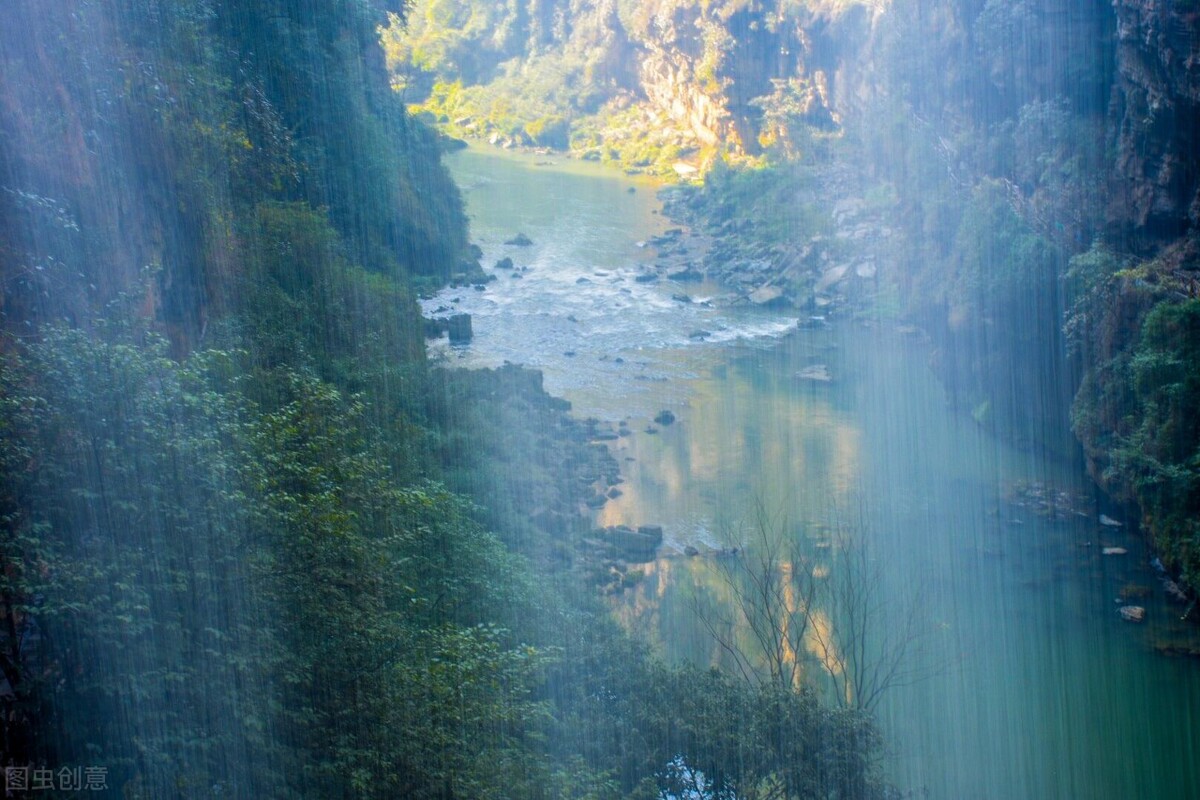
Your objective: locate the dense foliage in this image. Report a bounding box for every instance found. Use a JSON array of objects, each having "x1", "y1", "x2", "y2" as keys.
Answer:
[
  {"x1": 382, "y1": 0, "x2": 870, "y2": 174},
  {"x1": 1067, "y1": 244, "x2": 1200, "y2": 593},
  {"x1": 0, "y1": 0, "x2": 887, "y2": 796}
]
